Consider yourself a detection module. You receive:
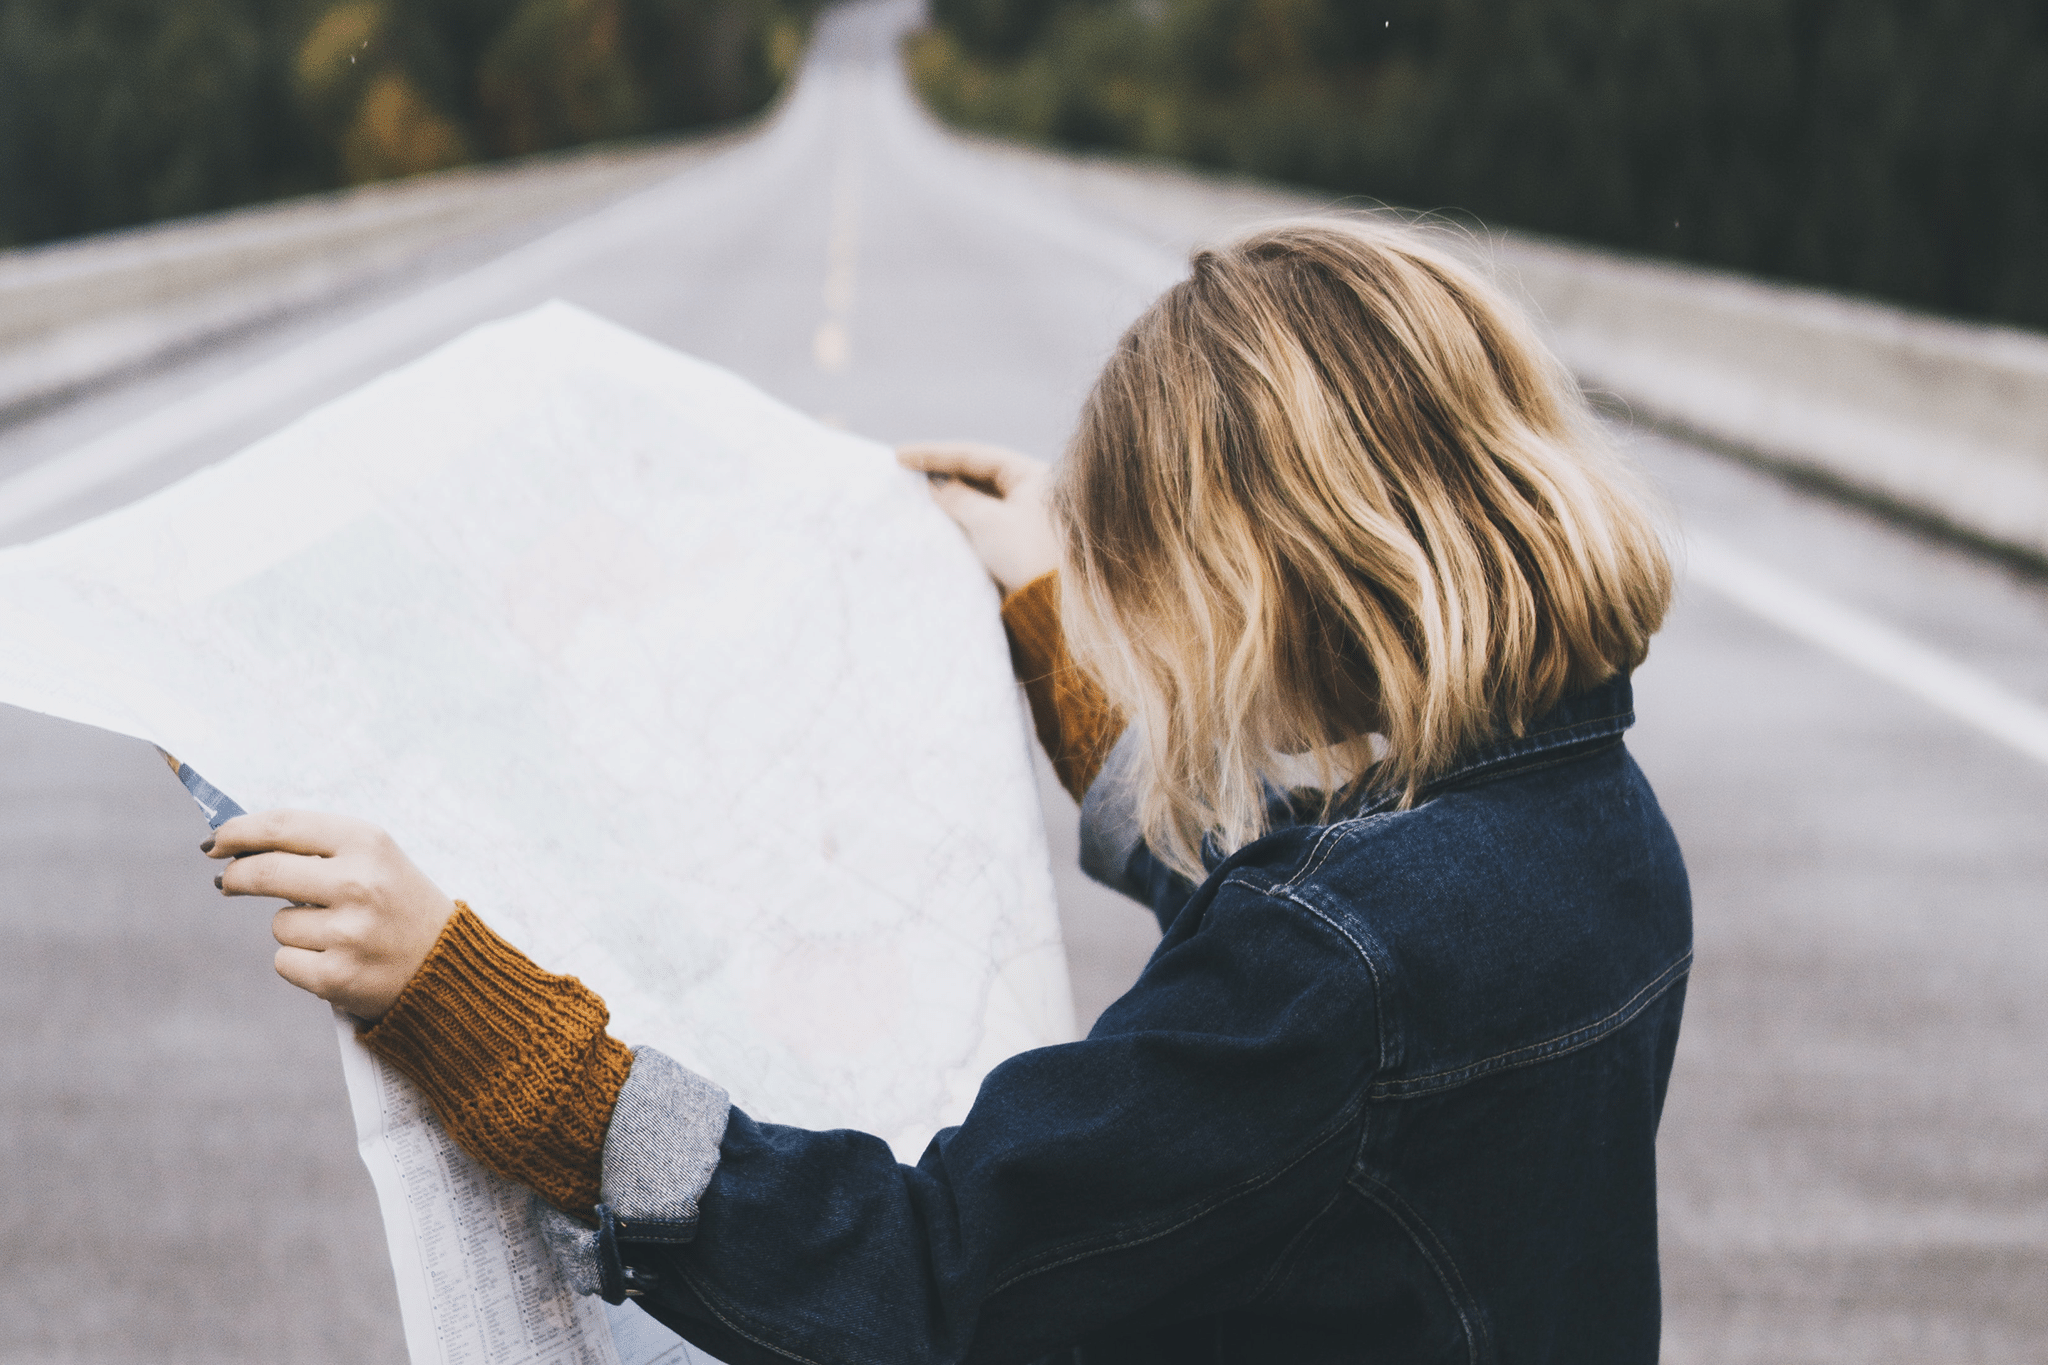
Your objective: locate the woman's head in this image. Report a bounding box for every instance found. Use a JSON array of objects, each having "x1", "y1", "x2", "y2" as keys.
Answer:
[{"x1": 1054, "y1": 218, "x2": 1672, "y2": 877}]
